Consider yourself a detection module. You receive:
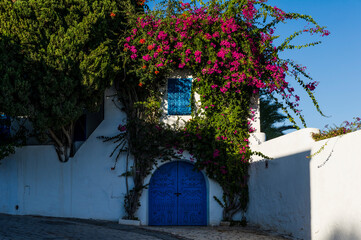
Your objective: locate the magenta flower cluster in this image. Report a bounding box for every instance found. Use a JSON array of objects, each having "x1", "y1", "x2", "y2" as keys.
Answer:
[{"x1": 122, "y1": 0, "x2": 330, "y2": 175}]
